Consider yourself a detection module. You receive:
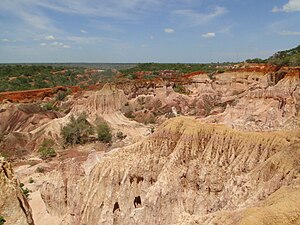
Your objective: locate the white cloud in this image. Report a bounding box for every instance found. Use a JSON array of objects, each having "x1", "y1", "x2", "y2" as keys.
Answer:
[
  {"x1": 40, "y1": 41, "x2": 70, "y2": 48},
  {"x1": 36, "y1": 0, "x2": 162, "y2": 20},
  {"x1": 272, "y1": 6, "x2": 280, "y2": 12},
  {"x1": 272, "y1": 0, "x2": 300, "y2": 12},
  {"x1": 50, "y1": 41, "x2": 63, "y2": 46},
  {"x1": 164, "y1": 28, "x2": 175, "y2": 33},
  {"x1": 1, "y1": 38, "x2": 10, "y2": 42},
  {"x1": 0, "y1": 1, "x2": 60, "y2": 32},
  {"x1": 140, "y1": 44, "x2": 148, "y2": 47},
  {"x1": 202, "y1": 32, "x2": 216, "y2": 38},
  {"x1": 279, "y1": 31, "x2": 300, "y2": 35},
  {"x1": 45, "y1": 35, "x2": 55, "y2": 40},
  {"x1": 80, "y1": 29, "x2": 87, "y2": 33},
  {"x1": 174, "y1": 6, "x2": 227, "y2": 26},
  {"x1": 65, "y1": 36, "x2": 113, "y2": 45}
]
